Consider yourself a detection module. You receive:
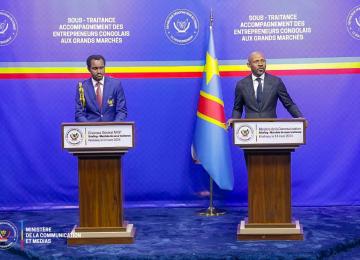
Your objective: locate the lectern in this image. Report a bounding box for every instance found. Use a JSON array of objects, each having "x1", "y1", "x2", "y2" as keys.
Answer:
[
  {"x1": 232, "y1": 118, "x2": 306, "y2": 240},
  {"x1": 62, "y1": 122, "x2": 135, "y2": 245}
]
